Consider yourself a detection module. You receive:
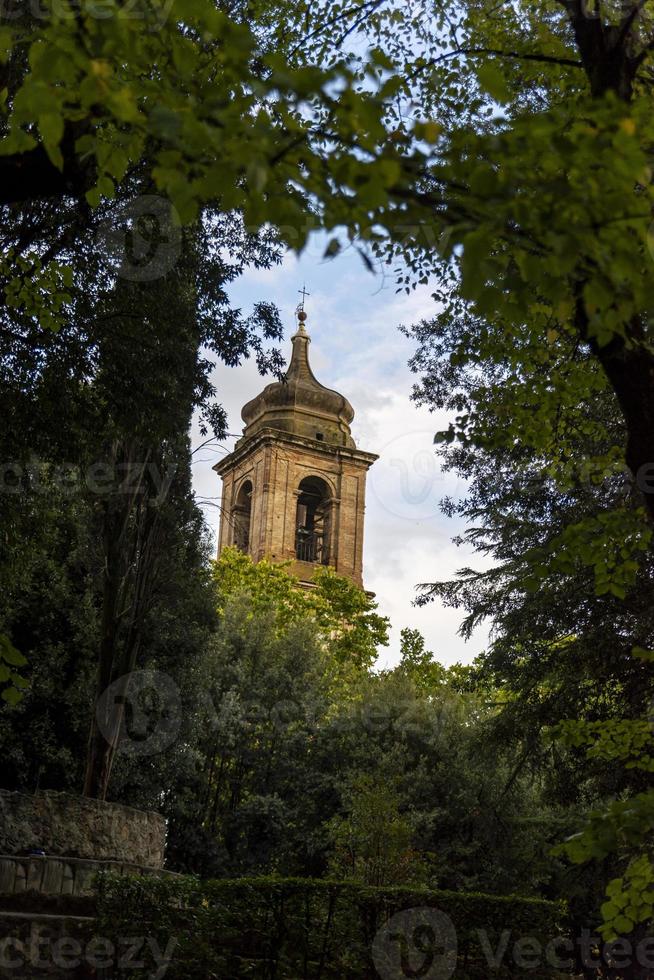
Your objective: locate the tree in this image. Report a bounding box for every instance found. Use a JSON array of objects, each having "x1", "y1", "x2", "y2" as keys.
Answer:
[
  {"x1": 294, "y1": 1, "x2": 654, "y2": 527},
  {"x1": 0, "y1": 445, "x2": 218, "y2": 799},
  {"x1": 405, "y1": 299, "x2": 654, "y2": 935},
  {"x1": 0, "y1": 0, "x2": 426, "y2": 316},
  {"x1": 327, "y1": 773, "x2": 428, "y2": 887},
  {"x1": 2, "y1": 0, "x2": 416, "y2": 802},
  {"x1": 0, "y1": 192, "x2": 285, "y2": 799},
  {"x1": 318, "y1": 666, "x2": 557, "y2": 895},
  {"x1": 293, "y1": 0, "x2": 654, "y2": 942},
  {"x1": 213, "y1": 547, "x2": 390, "y2": 673},
  {"x1": 175, "y1": 593, "x2": 337, "y2": 876},
  {"x1": 8, "y1": 0, "x2": 654, "y2": 524},
  {"x1": 155, "y1": 550, "x2": 388, "y2": 875},
  {"x1": 151, "y1": 546, "x2": 551, "y2": 892},
  {"x1": 395, "y1": 627, "x2": 448, "y2": 694},
  {"x1": 0, "y1": 636, "x2": 28, "y2": 707}
]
